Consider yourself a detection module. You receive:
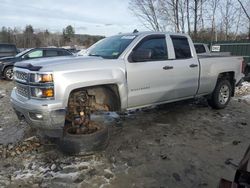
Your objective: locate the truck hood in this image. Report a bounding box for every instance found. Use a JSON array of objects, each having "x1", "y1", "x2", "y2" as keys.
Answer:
[
  {"x1": 14, "y1": 56, "x2": 105, "y2": 71},
  {"x1": 0, "y1": 56, "x2": 17, "y2": 62}
]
